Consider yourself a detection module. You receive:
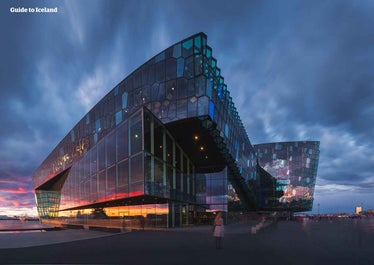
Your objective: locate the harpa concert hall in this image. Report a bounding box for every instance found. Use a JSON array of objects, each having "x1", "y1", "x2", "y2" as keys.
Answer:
[{"x1": 33, "y1": 33, "x2": 320, "y2": 229}]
